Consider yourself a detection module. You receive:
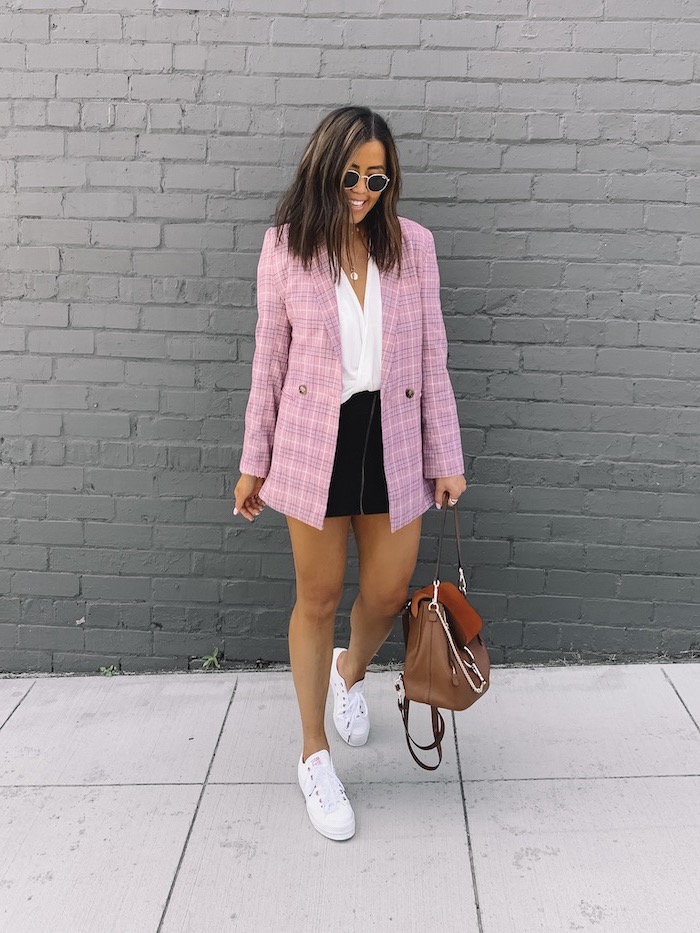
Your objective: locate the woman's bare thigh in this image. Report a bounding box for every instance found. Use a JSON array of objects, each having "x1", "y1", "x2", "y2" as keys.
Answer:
[
  {"x1": 351, "y1": 514, "x2": 422, "y2": 613},
  {"x1": 286, "y1": 515, "x2": 352, "y2": 607}
]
